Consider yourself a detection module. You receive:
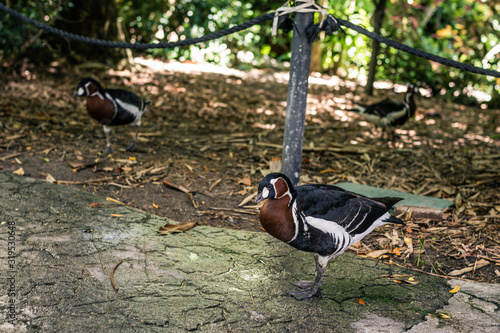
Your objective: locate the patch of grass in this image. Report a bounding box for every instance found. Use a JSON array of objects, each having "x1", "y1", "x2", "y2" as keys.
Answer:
[{"x1": 416, "y1": 238, "x2": 425, "y2": 268}]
